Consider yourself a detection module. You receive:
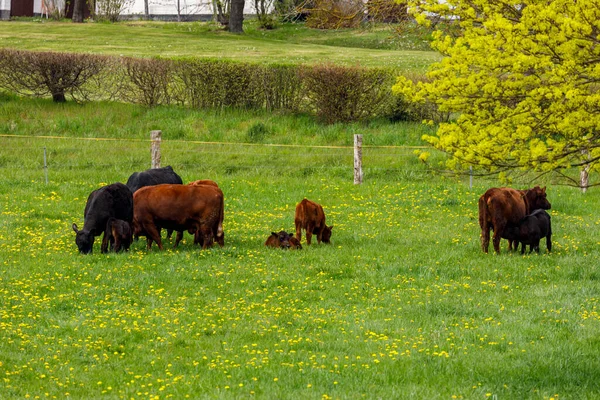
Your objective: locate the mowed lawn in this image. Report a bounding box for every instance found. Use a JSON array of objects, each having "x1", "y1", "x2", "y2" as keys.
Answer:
[
  {"x1": 1, "y1": 96, "x2": 600, "y2": 398},
  {"x1": 0, "y1": 20, "x2": 440, "y2": 71}
]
